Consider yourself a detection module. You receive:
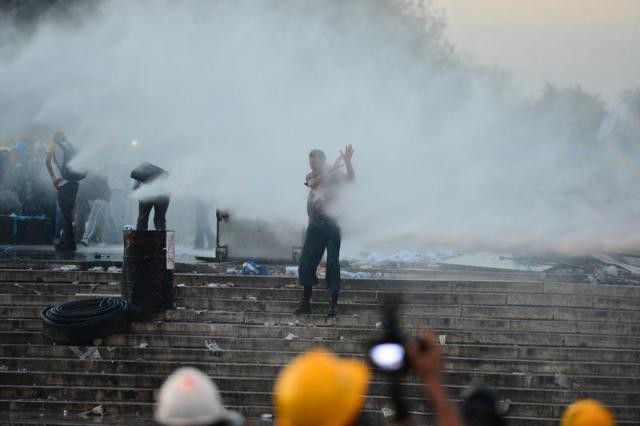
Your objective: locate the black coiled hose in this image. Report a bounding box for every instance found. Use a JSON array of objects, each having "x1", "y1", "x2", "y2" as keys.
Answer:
[{"x1": 41, "y1": 298, "x2": 129, "y2": 345}]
